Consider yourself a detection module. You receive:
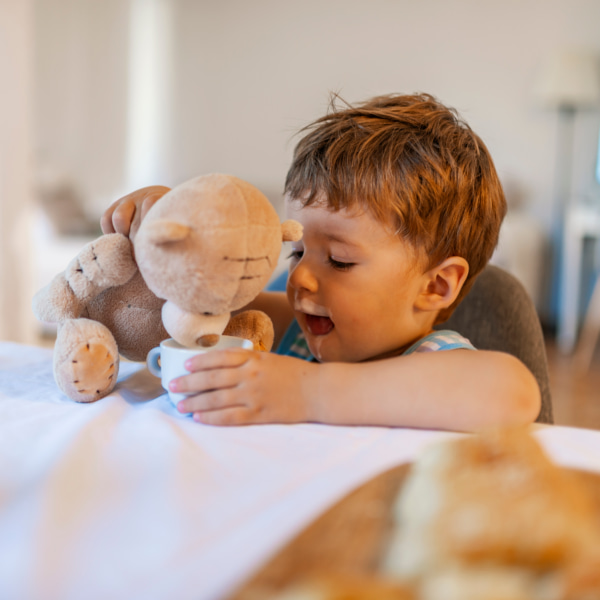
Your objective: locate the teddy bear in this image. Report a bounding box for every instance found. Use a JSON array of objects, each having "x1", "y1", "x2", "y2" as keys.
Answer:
[{"x1": 32, "y1": 173, "x2": 302, "y2": 403}]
